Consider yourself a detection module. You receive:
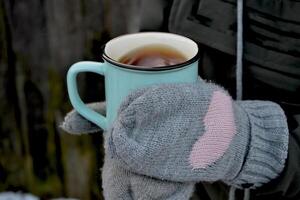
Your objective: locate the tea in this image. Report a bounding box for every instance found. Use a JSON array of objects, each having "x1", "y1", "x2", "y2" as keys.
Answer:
[{"x1": 118, "y1": 44, "x2": 187, "y2": 67}]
